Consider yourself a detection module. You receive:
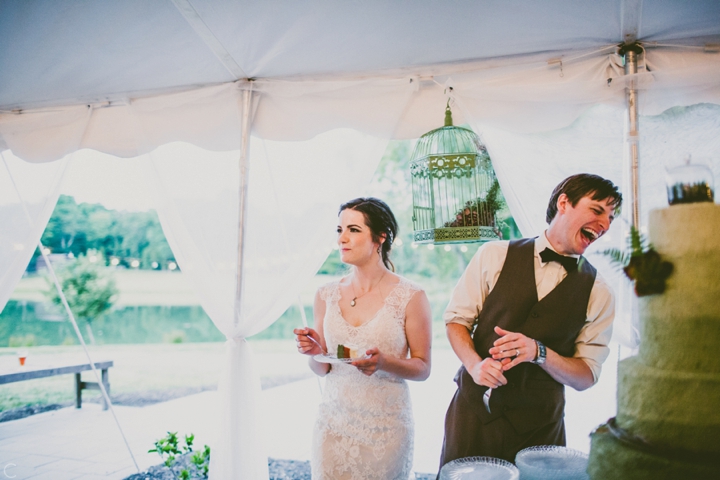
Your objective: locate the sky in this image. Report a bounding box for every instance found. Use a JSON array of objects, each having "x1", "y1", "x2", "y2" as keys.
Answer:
[{"x1": 61, "y1": 150, "x2": 156, "y2": 212}]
